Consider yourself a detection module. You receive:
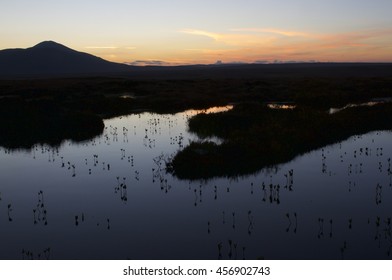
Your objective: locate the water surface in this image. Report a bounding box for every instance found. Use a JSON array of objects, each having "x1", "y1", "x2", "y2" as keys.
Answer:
[{"x1": 0, "y1": 108, "x2": 391, "y2": 259}]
